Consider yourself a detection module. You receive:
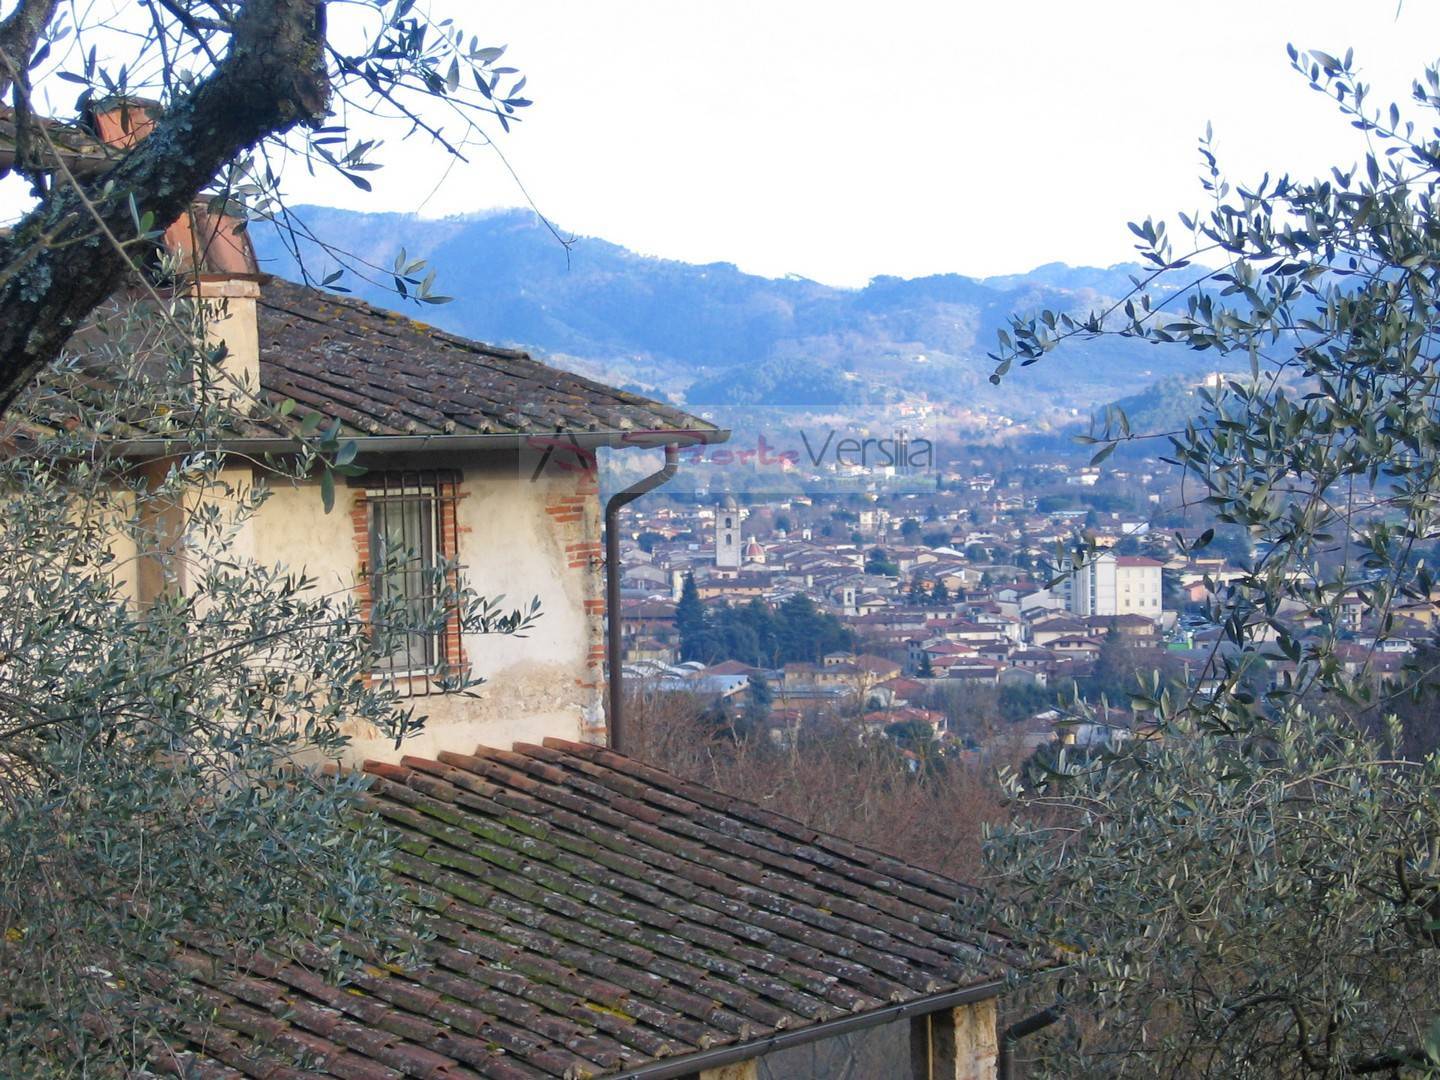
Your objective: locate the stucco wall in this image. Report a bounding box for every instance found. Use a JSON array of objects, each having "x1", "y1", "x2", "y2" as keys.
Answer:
[
  {"x1": 93, "y1": 487, "x2": 141, "y2": 606},
  {"x1": 252, "y1": 449, "x2": 606, "y2": 763},
  {"x1": 937, "y1": 997, "x2": 999, "y2": 1079},
  {"x1": 1115, "y1": 562, "x2": 1162, "y2": 617}
]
